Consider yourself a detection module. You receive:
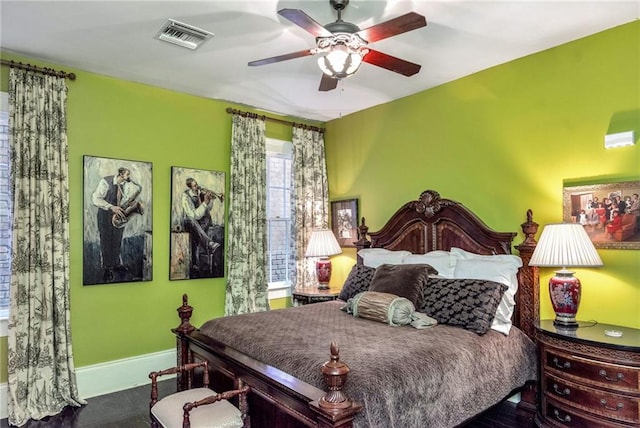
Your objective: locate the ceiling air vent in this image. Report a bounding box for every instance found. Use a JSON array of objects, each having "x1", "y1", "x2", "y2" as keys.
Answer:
[{"x1": 154, "y1": 19, "x2": 214, "y2": 50}]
